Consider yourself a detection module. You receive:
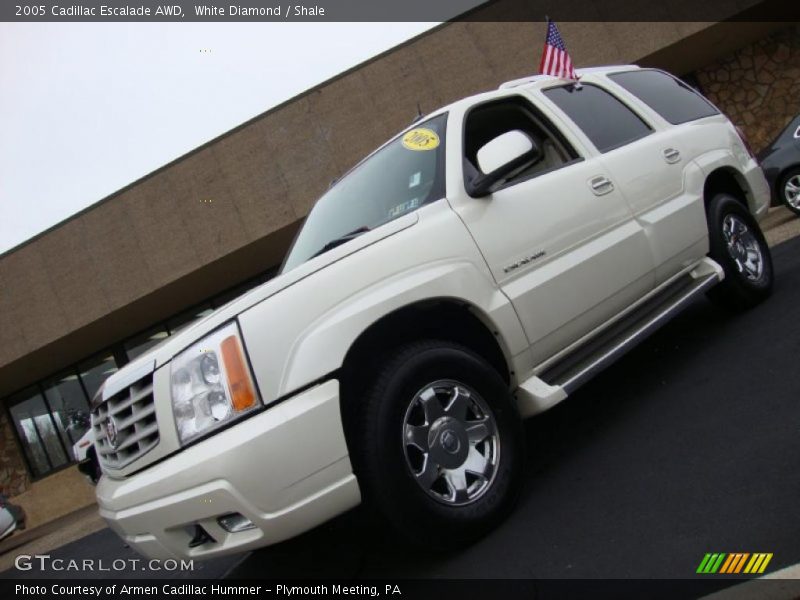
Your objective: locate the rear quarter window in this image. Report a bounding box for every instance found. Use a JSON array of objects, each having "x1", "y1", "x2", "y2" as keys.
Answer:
[{"x1": 608, "y1": 70, "x2": 719, "y2": 125}]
